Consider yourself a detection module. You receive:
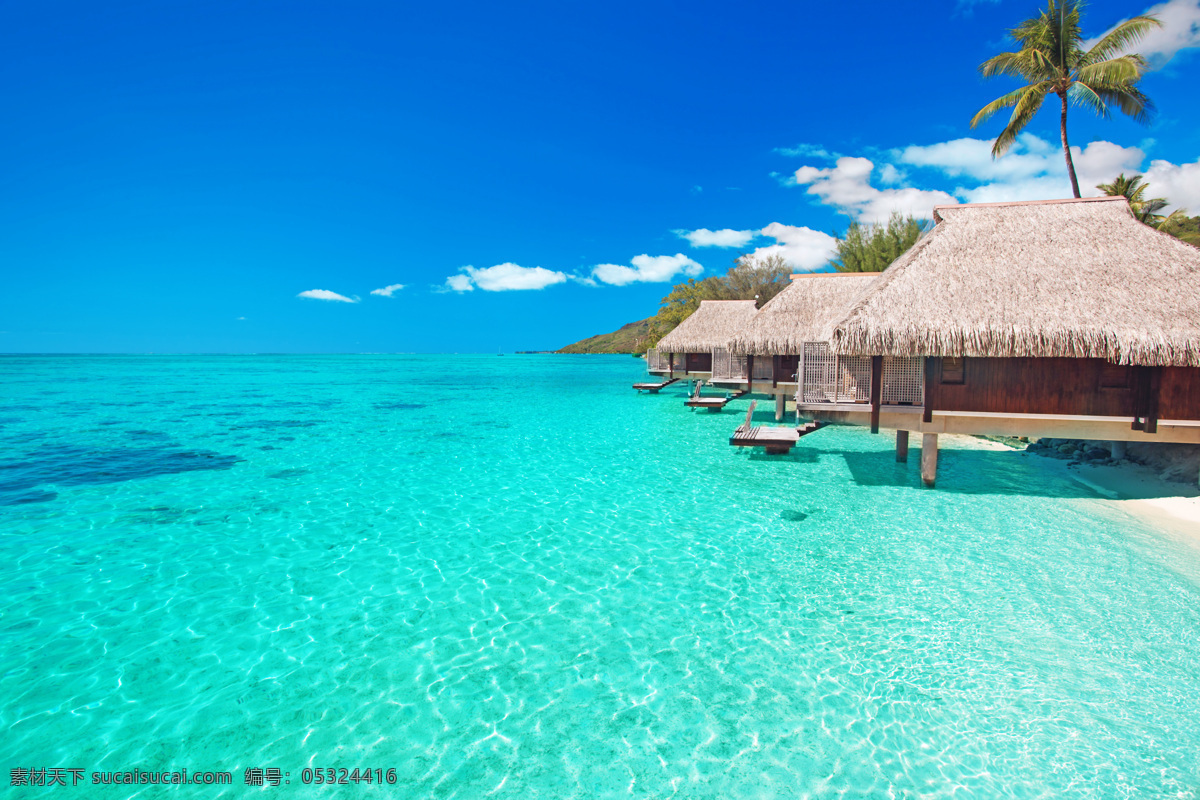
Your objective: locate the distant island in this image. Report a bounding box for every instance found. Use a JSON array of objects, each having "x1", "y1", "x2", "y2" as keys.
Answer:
[{"x1": 556, "y1": 317, "x2": 654, "y2": 354}]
